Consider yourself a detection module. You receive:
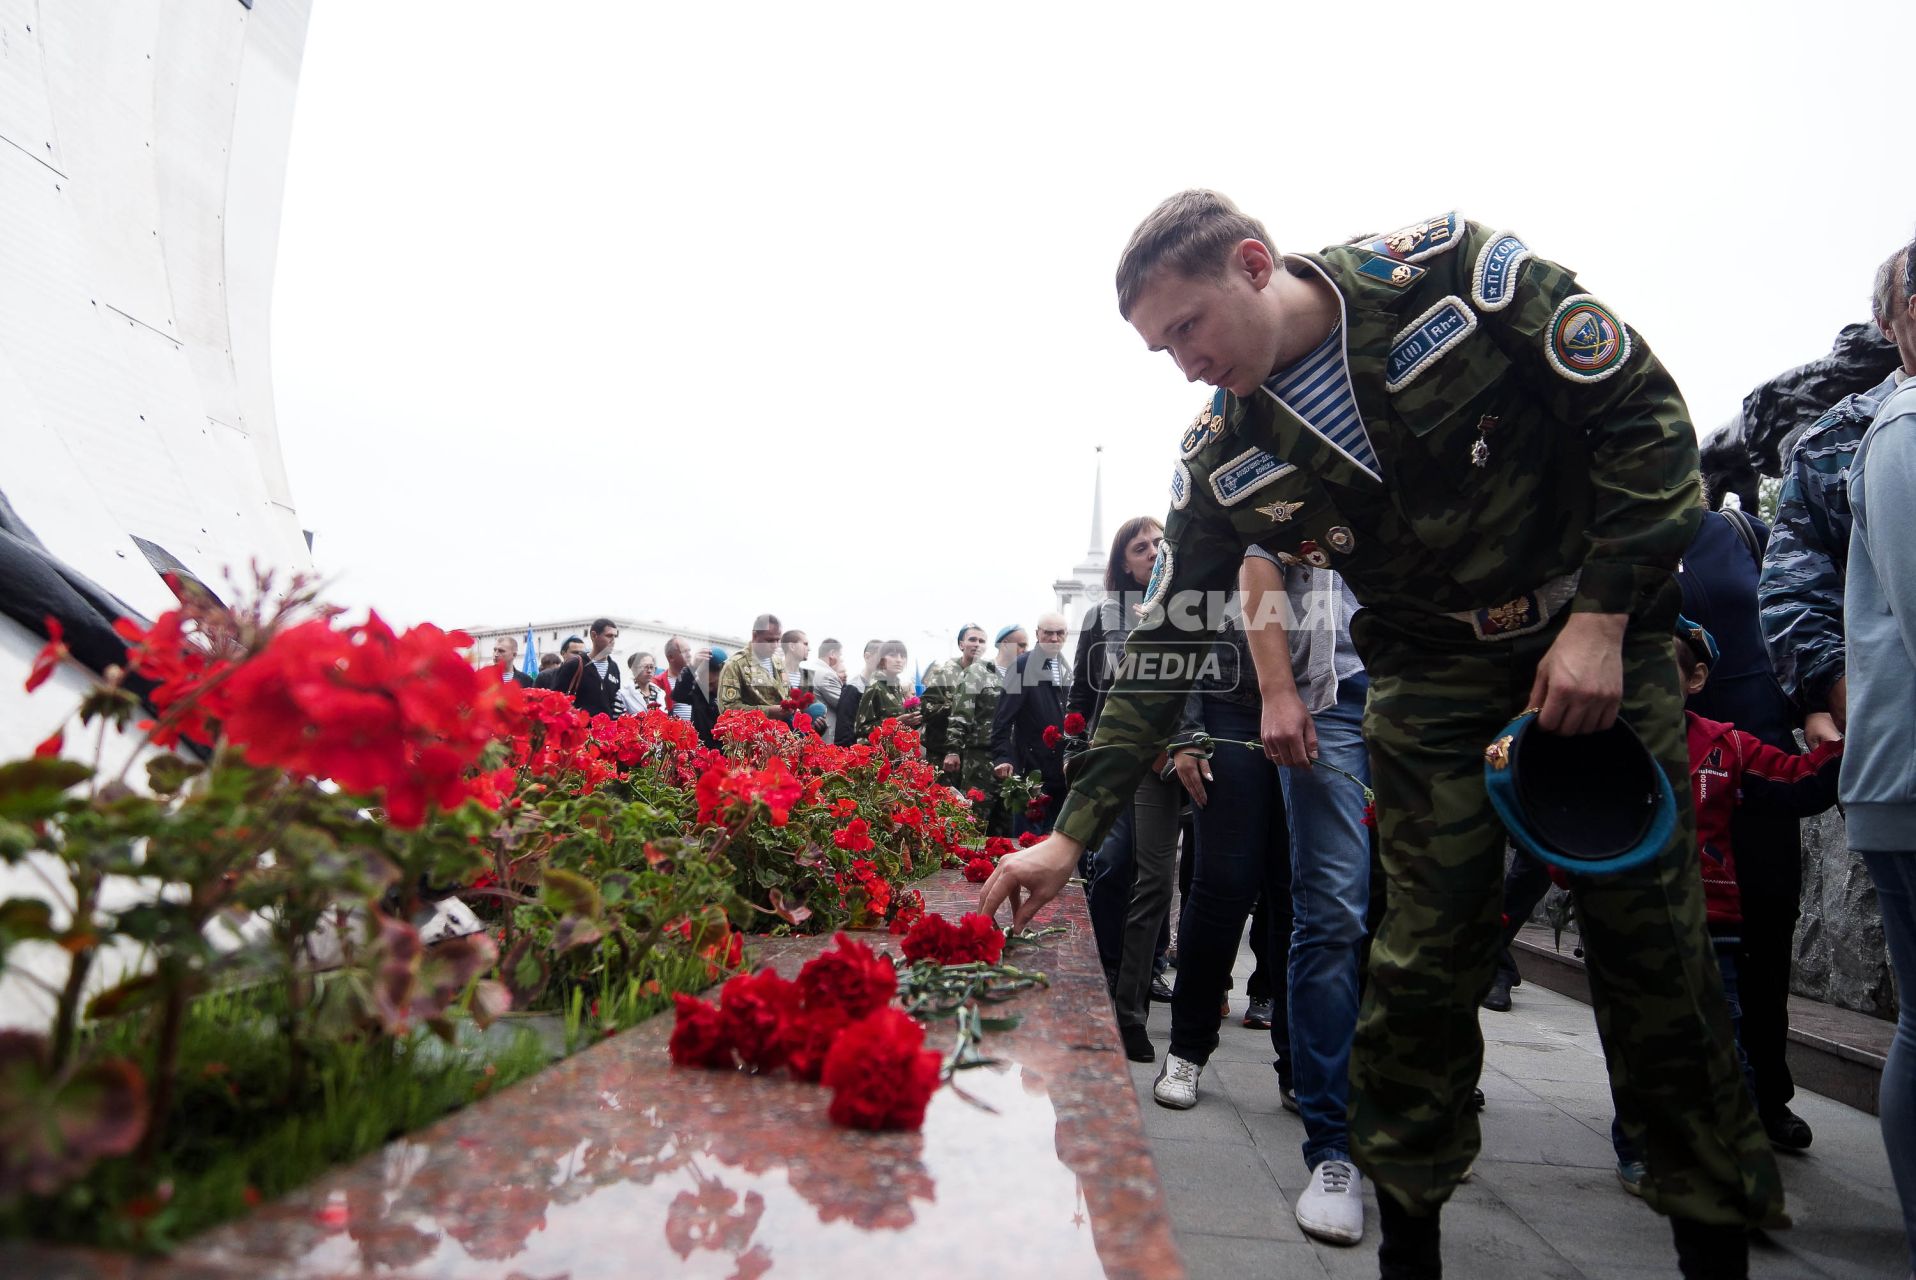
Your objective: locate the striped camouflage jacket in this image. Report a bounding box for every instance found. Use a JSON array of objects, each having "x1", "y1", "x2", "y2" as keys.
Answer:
[
  {"x1": 1757, "y1": 371, "x2": 1902, "y2": 710},
  {"x1": 1054, "y1": 213, "x2": 1700, "y2": 850}
]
